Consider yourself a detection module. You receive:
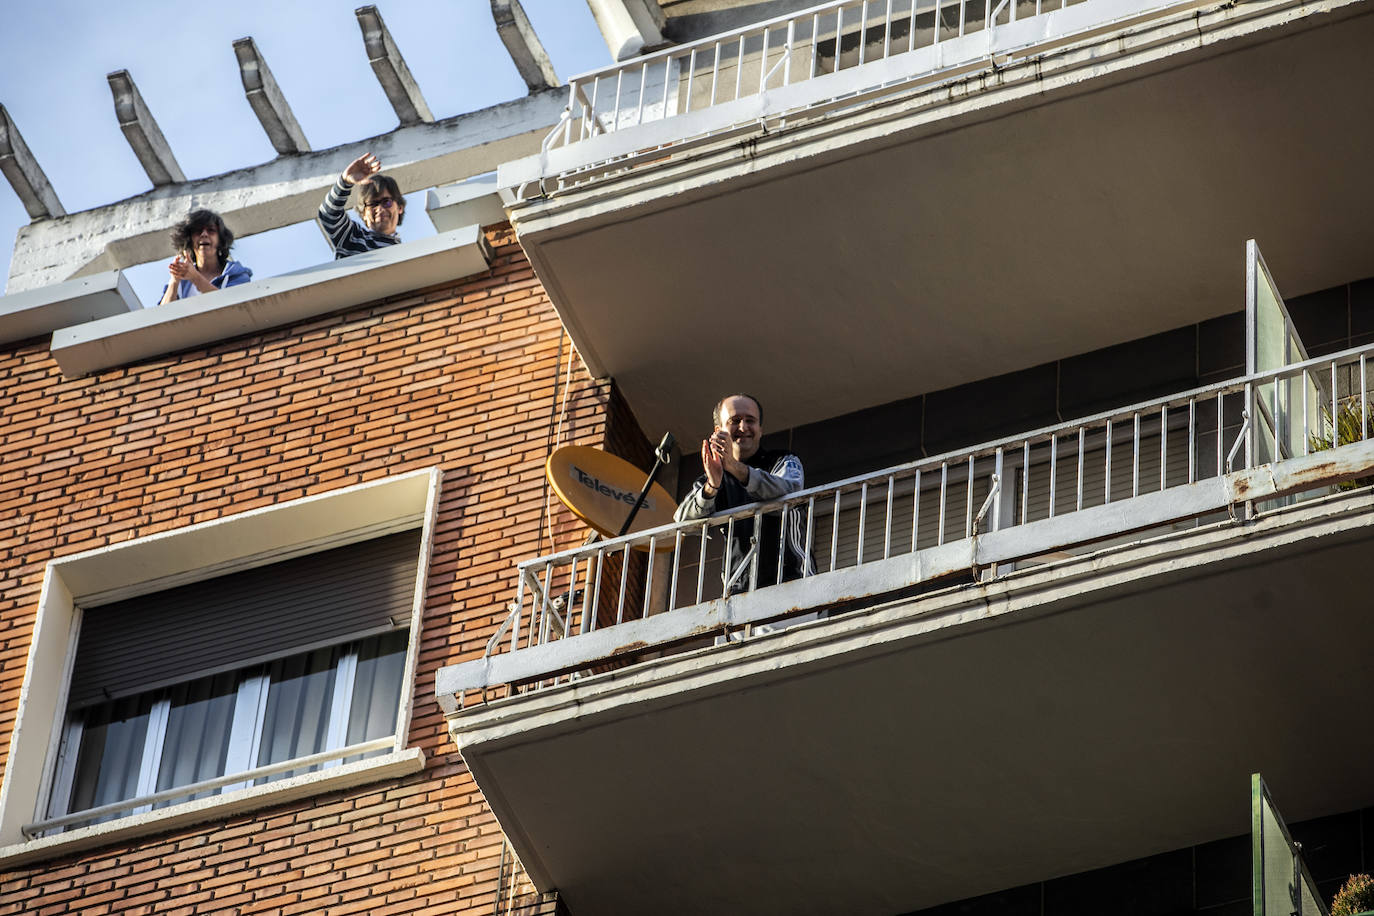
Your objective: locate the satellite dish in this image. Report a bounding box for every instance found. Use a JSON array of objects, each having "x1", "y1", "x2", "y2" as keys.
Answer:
[{"x1": 546, "y1": 446, "x2": 678, "y2": 546}]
